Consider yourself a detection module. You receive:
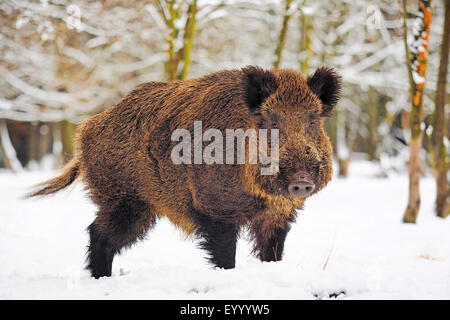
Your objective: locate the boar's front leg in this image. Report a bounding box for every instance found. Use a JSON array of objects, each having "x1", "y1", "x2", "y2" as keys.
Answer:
[
  {"x1": 194, "y1": 214, "x2": 239, "y2": 269},
  {"x1": 250, "y1": 219, "x2": 291, "y2": 262}
]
